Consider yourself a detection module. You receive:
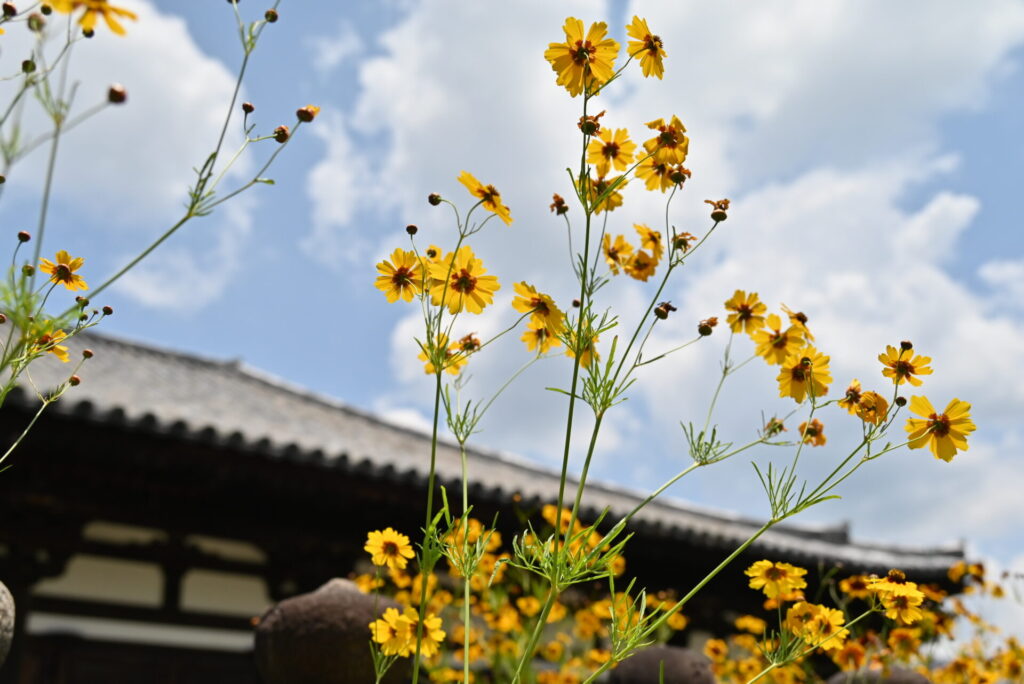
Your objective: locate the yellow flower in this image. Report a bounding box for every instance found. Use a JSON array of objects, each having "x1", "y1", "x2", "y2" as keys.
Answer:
[
  {"x1": 364, "y1": 528, "x2": 415, "y2": 570},
  {"x1": 798, "y1": 418, "x2": 826, "y2": 447},
  {"x1": 522, "y1": 321, "x2": 562, "y2": 354},
  {"x1": 870, "y1": 570, "x2": 927, "y2": 625},
  {"x1": 578, "y1": 175, "x2": 626, "y2": 214},
  {"x1": 752, "y1": 314, "x2": 801, "y2": 365},
  {"x1": 34, "y1": 328, "x2": 70, "y2": 363},
  {"x1": 419, "y1": 334, "x2": 465, "y2": 376},
  {"x1": 879, "y1": 344, "x2": 933, "y2": 386},
  {"x1": 370, "y1": 607, "x2": 415, "y2": 657},
  {"x1": 544, "y1": 18, "x2": 620, "y2": 97},
  {"x1": 777, "y1": 346, "x2": 832, "y2": 403},
  {"x1": 856, "y1": 391, "x2": 889, "y2": 426},
  {"x1": 512, "y1": 282, "x2": 565, "y2": 336},
  {"x1": 734, "y1": 615, "x2": 767, "y2": 634},
  {"x1": 633, "y1": 224, "x2": 663, "y2": 262},
  {"x1": 375, "y1": 248, "x2": 423, "y2": 303},
  {"x1": 516, "y1": 596, "x2": 542, "y2": 617},
  {"x1": 602, "y1": 234, "x2": 634, "y2": 275},
  {"x1": 838, "y1": 575, "x2": 872, "y2": 599},
  {"x1": 565, "y1": 328, "x2": 600, "y2": 369},
  {"x1": 39, "y1": 250, "x2": 88, "y2": 291},
  {"x1": 832, "y1": 642, "x2": 866, "y2": 672},
  {"x1": 666, "y1": 612, "x2": 688, "y2": 630},
  {"x1": 905, "y1": 396, "x2": 975, "y2": 462},
  {"x1": 644, "y1": 116, "x2": 689, "y2": 165},
  {"x1": 634, "y1": 144, "x2": 675, "y2": 192},
  {"x1": 837, "y1": 379, "x2": 863, "y2": 414},
  {"x1": 586, "y1": 128, "x2": 636, "y2": 177},
  {"x1": 458, "y1": 171, "x2": 512, "y2": 225},
  {"x1": 745, "y1": 560, "x2": 808, "y2": 598},
  {"x1": 781, "y1": 303, "x2": 814, "y2": 342},
  {"x1": 704, "y1": 638, "x2": 729, "y2": 663},
  {"x1": 623, "y1": 249, "x2": 657, "y2": 282},
  {"x1": 724, "y1": 289, "x2": 767, "y2": 334},
  {"x1": 50, "y1": 0, "x2": 138, "y2": 36},
  {"x1": 428, "y1": 245, "x2": 500, "y2": 314},
  {"x1": 626, "y1": 16, "x2": 666, "y2": 79}
]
